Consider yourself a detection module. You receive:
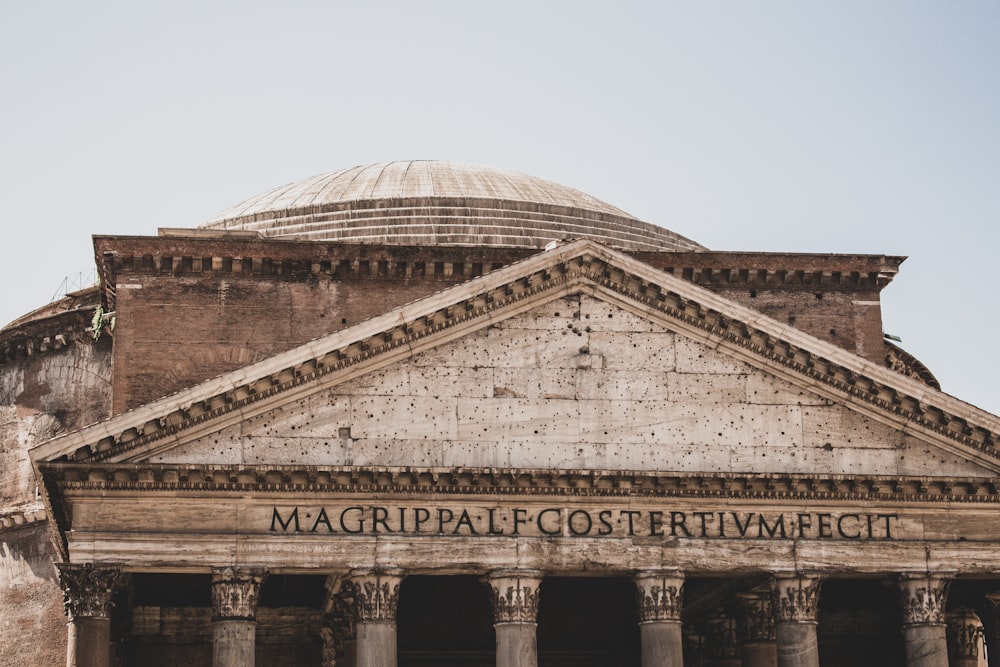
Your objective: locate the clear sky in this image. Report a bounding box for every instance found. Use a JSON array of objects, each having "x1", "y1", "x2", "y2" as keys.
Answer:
[{"x1": 1, "y1": 2, "x2": 997, "y2": 415}]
